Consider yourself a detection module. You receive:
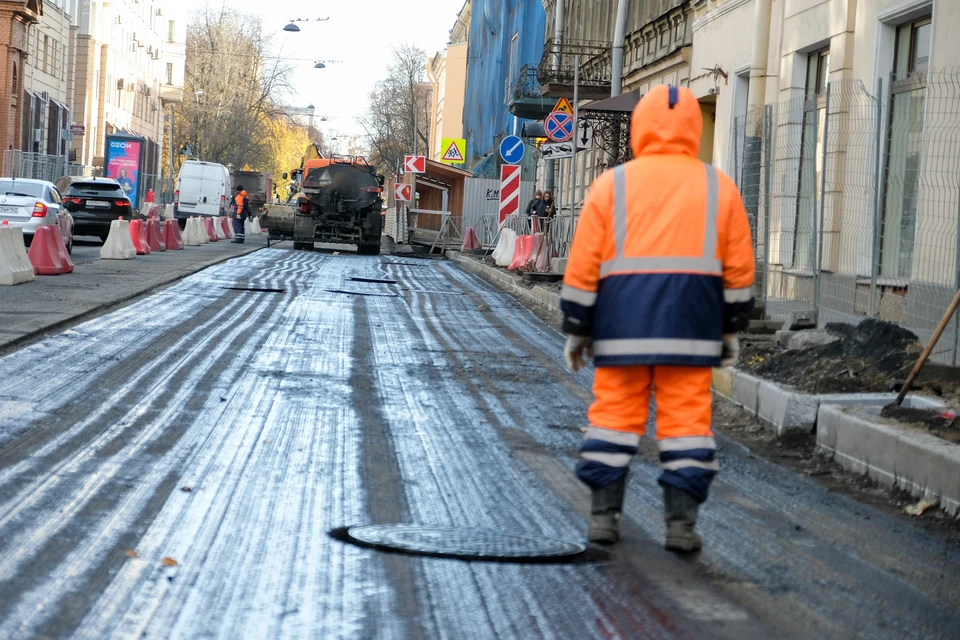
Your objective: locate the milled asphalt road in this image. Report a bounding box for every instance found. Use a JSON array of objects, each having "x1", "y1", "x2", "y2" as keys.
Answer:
[{"x1": 0, "y1": 247, "x2": 958, "y2": 639}]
